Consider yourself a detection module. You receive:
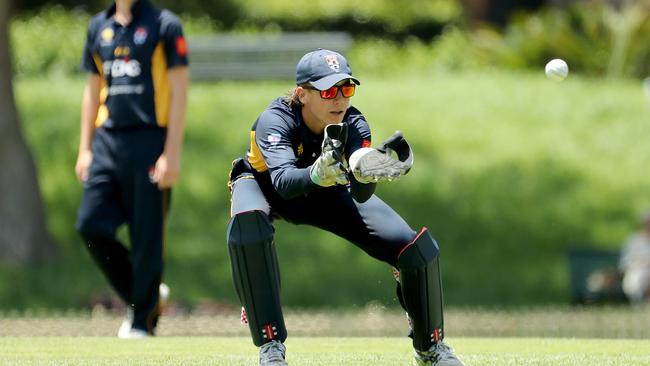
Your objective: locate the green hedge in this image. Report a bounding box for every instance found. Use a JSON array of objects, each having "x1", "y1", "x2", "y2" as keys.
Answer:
[
  {"x1": 10, "y1": 4, "x2": 650, "y2": 79},
  {"x1": 4, "y1": 69, "x2": 650, "y2": 309},
  {"x1": 8, "y1": 7, "x2": 218, "y2": 77}
]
